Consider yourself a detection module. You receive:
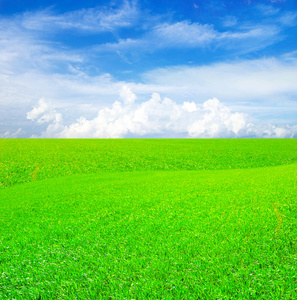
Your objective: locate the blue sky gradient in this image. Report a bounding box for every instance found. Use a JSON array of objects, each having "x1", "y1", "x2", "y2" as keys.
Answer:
[{"x1": 1, "y1": 0, "x2": 297, "y2": 138}]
